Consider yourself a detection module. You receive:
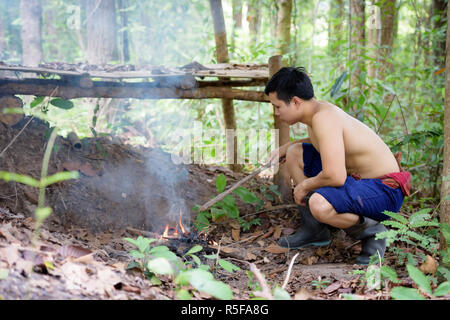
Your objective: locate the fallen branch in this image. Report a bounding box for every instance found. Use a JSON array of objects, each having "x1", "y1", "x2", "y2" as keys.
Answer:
[
  {"x1": 198, "y1": 157, "x2": 285, "y2": 212},
  {"x1": 250, "y1": 263, "x2": 274, "y2": 300},
  {"x1": 282, "y1": 252, "x2": 299, "y2": 290},
  {"x1": 125, "y1": 227, "x2": 159, "y2": 239}
]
